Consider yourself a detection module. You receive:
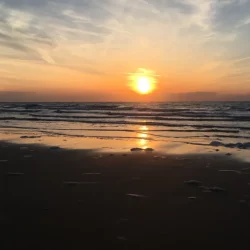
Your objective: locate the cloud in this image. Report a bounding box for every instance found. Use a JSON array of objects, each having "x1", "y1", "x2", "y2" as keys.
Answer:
[
  {"x1": 212, "y1": 0, "x2": 250, "y2": 32},
  {"x1": 0, "y1": 1, "x2": 117, "y2": 66},
  {"x1": 0, "y1": 3, "x2": 56, "y2": 62},
  {"x1": 0, "y1": 32, "x2": 46, "y2": 62},
  {"x1": 143, "y1": 0, "x2": 197, "y2": 14}
]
